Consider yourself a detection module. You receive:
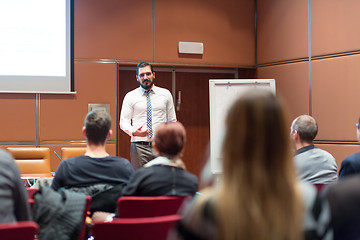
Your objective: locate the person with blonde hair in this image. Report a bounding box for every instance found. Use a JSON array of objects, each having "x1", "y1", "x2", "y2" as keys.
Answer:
[{"x1": 172, "y1": 89, "x2": 332, "y2": 240}]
